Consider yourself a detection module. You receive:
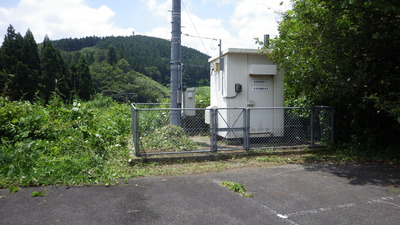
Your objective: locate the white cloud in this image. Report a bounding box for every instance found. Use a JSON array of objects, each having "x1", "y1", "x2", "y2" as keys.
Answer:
[
  {"x1": 227, "y1": 0, "x2": 291, "y2": 50},
  {"x1": 0, "y1": 0, "x2": 292, "y2": 55},
  {"x1": 142, "y1": 0, "x2": 291, "y2": 56},
  {"x1": 0, "y1": 0, "x2": 135, "y2": 41},
  {"x1": 181, "y1": 14, "x2": 231, "y2": 55},
  {"x1": 141, "y1": 0, "x2": 171, "y2": 19},
  {"x1": 201, "y1": 0, "x2": 235, "y2": 6},
  {"x1": 142, "y1": 0, "x2": 232, "y2": 56}
]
